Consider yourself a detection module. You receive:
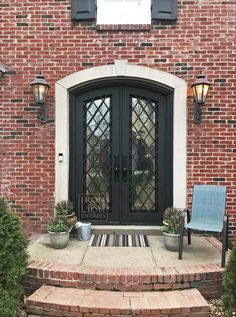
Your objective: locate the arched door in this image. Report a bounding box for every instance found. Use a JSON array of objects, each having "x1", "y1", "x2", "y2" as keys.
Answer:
[{"x1": 69, "y1": 84, "x2": 173, "y2": 224}]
